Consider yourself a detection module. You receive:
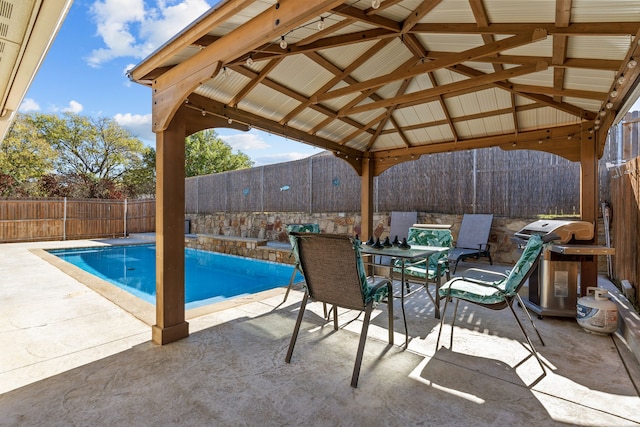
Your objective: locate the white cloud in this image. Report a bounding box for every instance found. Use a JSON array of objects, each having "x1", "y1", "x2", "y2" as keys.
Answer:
[
  {"x1": 220, "y1": 133, "x2": 270, "y2": 151},
  {"x1": 63, "y1": 100, "x2": 84, "y2": 113},
  {"x1": 19, "y1": 98, "x2": 40, "y2": 112},
  {"x1": 87, "y1": 0, "x2": 211, "y2": 67},
  {"x1": 113, "y1": 112, "x2": 154, "y2": 143}
]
